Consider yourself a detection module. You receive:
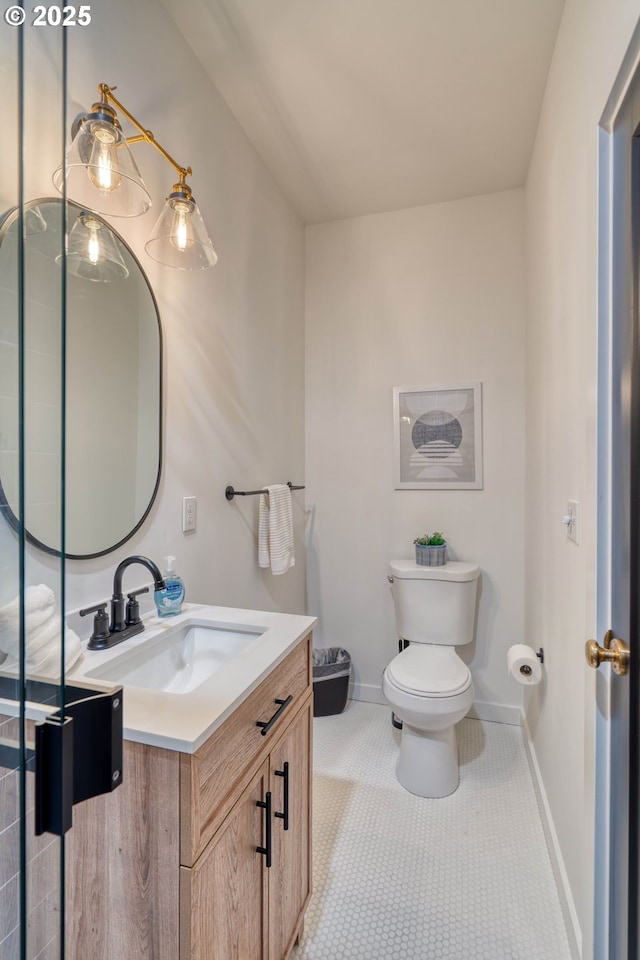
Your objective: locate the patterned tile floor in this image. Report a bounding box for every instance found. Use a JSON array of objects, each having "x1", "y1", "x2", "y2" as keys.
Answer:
[{"x1": 293, "y1": 701, "x2": 573, "y2": 960}]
